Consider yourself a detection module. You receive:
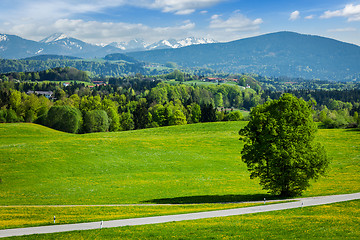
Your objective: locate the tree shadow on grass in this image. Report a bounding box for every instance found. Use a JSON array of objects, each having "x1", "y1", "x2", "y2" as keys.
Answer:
[
  {"x1": 345, "y1": 128, "x2": 360, "y2": 132},
  {"x1": 142, "y1": 194, "x2": 287, "y2": 204}
]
